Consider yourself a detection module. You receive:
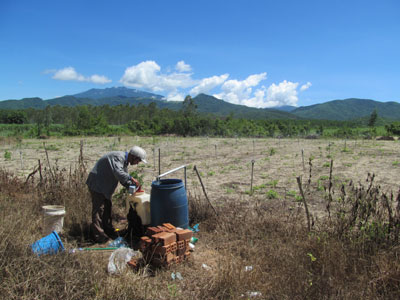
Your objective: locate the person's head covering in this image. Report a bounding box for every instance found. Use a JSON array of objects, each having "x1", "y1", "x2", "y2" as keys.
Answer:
[{"x1": 129, "y1": 146, "x2": 148, "y2": 164}]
